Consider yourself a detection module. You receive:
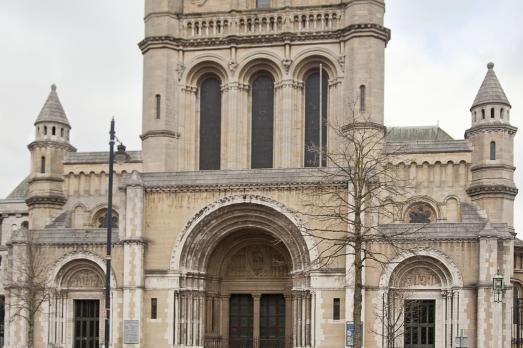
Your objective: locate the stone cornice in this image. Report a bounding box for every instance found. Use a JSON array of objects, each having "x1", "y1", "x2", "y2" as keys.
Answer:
[
  {"x1": 470, "y1": 163, "x2": 516, "y2": 172},
  {"x1": 140, "y1": 130, "x2": 181, "y2": 141},
  {"x1": 26, "y1": 195, "x2": 67, "y2": 207},
  {"x1": 144, "y1": 181, "x2": 343, "y2": 193},
  {"x1": 27, "y1": 140, "x2": 77, "y2": 152},
  {"x1": 464, "y1": 123, "x2": 518, "y2": 138},
  {"x1": 28, "y1": 176, "x2": 64, "y2": 184},
  {"x1": 466, "y1": 184, "x2": 518, "y2": 197},
  {"x1": 139, "y1": 23, "x2": 390, "y2": 52}
]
